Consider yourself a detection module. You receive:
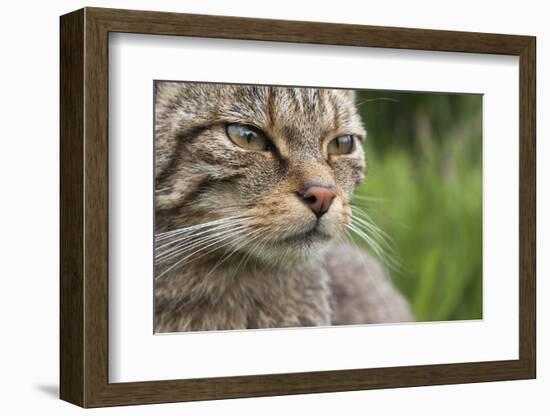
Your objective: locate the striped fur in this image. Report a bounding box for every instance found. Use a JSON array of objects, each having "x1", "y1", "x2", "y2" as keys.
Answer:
[{"x1": 154, "y1": 82, "x2": 411, "y2": 332}]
